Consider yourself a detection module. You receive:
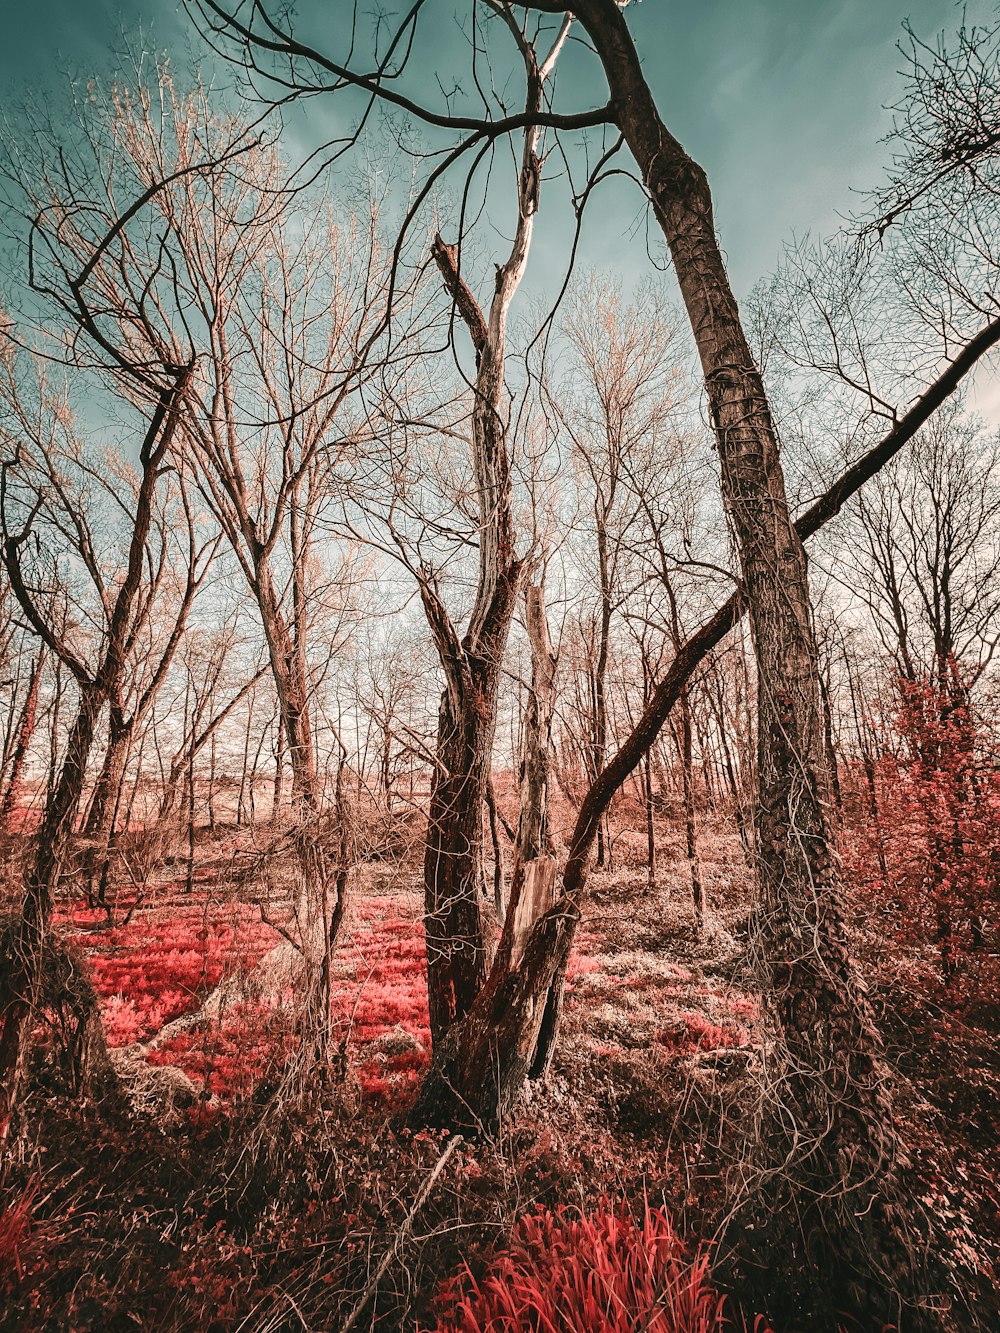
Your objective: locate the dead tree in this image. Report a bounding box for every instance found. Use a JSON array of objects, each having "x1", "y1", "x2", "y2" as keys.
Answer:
[{"x1": 365, "y1": 14, "x2": 570, "y2": 1042}]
